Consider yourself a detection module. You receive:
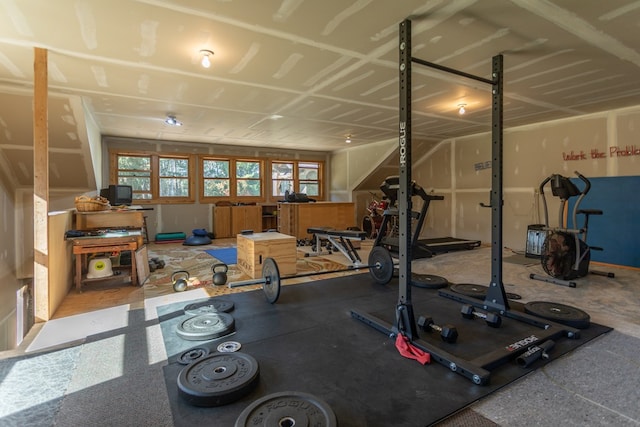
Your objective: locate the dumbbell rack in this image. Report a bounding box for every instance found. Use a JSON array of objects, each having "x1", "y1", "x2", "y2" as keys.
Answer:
[{"x1": 351, "y1": 18, "x2": 581, "y2": 386}]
